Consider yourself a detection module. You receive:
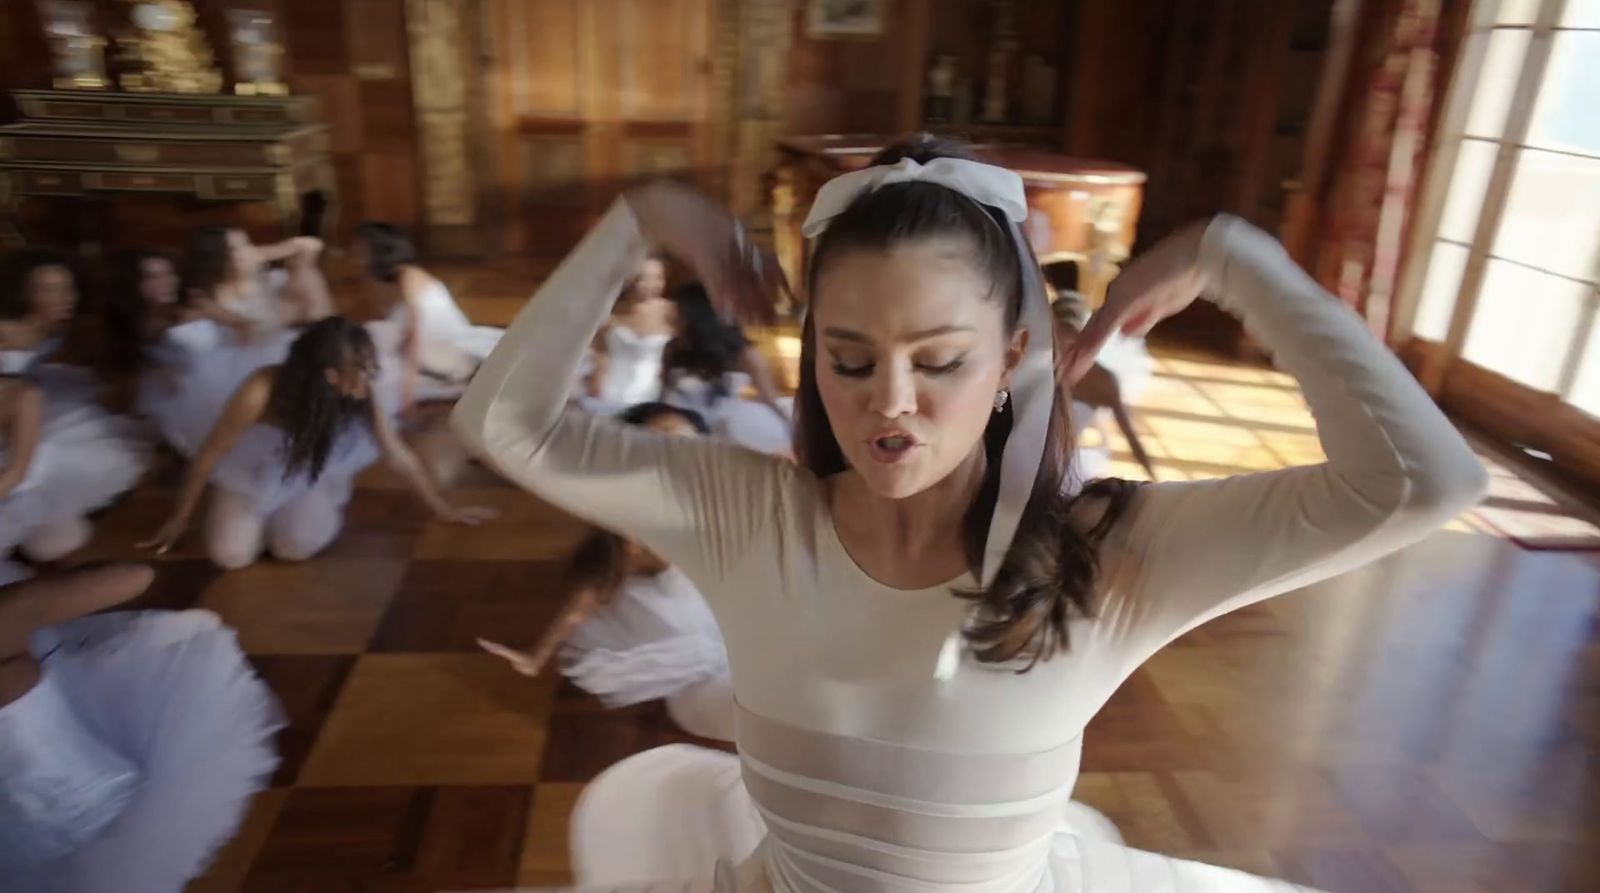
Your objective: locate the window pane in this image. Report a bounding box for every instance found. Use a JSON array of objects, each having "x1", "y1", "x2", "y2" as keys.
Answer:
[
  {"x1": 1568, "y1": 317, "x2": 1600, "y2": 417},
  {"x1": 1440, "y1": 138, "x2": 1499, "y2": 243},
  {"x1": 1528, "y1": 31, "x2": 1600, "y2": 156},
  {"x1": 1465, "y1": 29, "x2": 1531, "y2": 138},
  {"x1": 1415, "y1": 241, "x2": 1470, "y2": 340},
  {"x1": 1563, "y1": 0, "x2": 1600, "y2": 28},
  {"x1": 1492, "y1": 150, "x2": 1600, "y2": 281},
  {"x1": 1464, "y1": 260, "x2": 1591, "y2": 390},
  {"x1": 1495, "y1": 0, "x2": 1541, "y2": 24}
]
